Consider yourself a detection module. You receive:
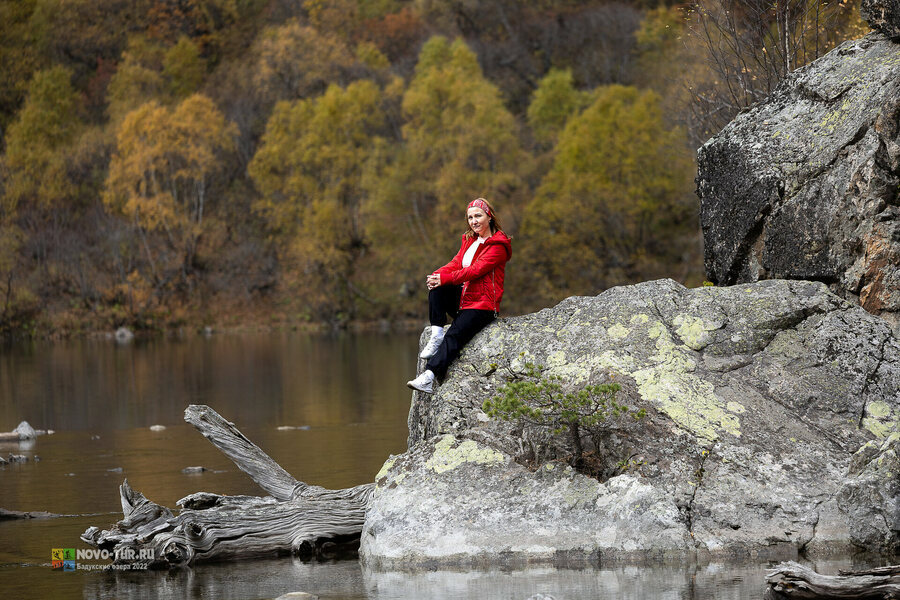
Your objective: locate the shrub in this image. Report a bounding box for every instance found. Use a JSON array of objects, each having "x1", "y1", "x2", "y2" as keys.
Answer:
[{"x1": 483, "y1": 361, "x2": 644, "y2": 468}]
